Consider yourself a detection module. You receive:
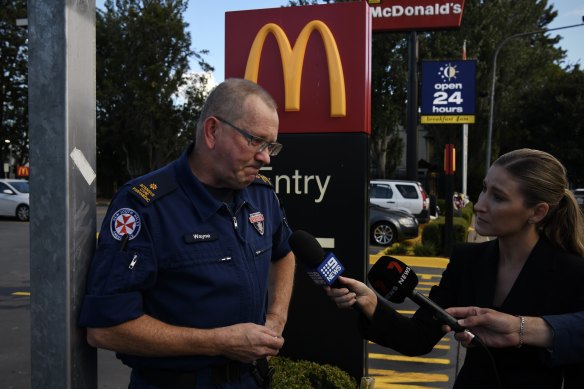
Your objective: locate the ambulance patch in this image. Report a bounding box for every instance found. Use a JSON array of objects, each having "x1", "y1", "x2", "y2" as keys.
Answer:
[
  {"x1": 110, "y1": 208, "x2": 141, "y2": 241},
  {"x1": 249, "y1": 212, "x2": 265, "y2": 236}
]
